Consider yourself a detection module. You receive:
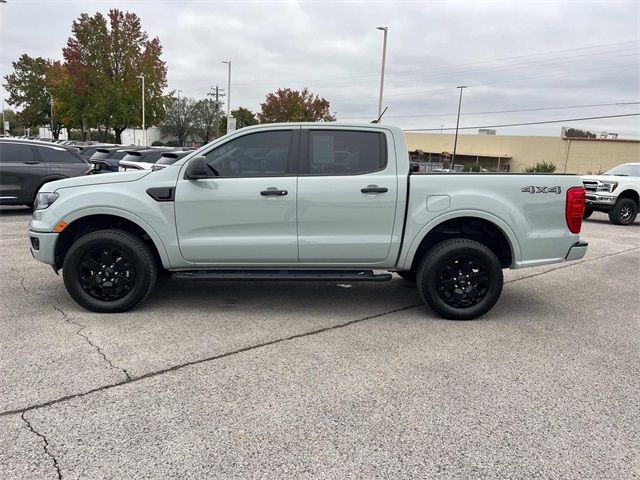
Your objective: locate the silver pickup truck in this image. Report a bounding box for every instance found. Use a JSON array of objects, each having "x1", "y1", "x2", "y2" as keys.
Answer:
[{"x1": 29, "y1": 123, "x2": 588, "y2": 320}]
